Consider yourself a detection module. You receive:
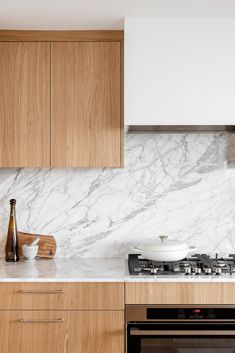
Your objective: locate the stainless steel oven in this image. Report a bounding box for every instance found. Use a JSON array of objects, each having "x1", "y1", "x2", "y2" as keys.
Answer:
[{"x1": 126, "y1": 305, "x2": 235, "y2": 353}]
